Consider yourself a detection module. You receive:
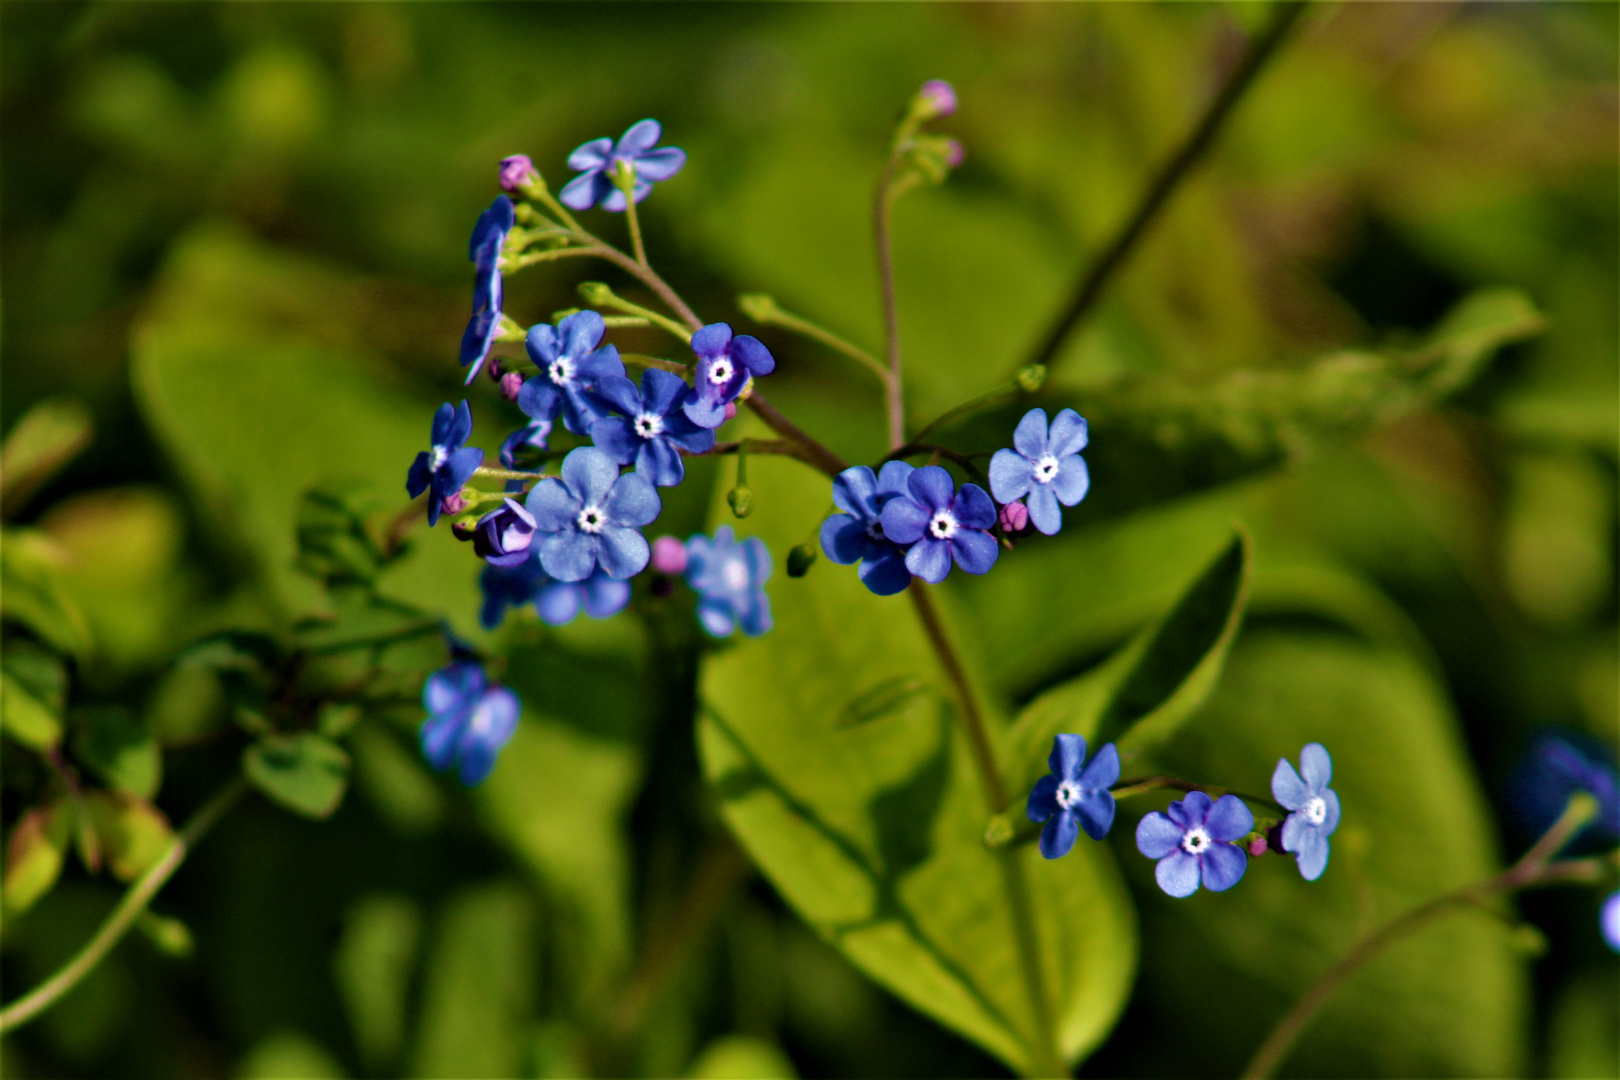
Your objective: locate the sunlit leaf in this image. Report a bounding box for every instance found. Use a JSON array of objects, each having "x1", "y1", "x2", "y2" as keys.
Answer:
[
  {"x1": 0, "y1": 397, "x2": 93, "y2": 519},
  {"x1": 3, "y1": 800, "x2": 73, "y2": 913},
  {"x1": 81, "y1": 790, "x2": 174, "y2": 882},
  {"x1": 243, "y1": 732, "x2": 351, "y2": 819}
]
